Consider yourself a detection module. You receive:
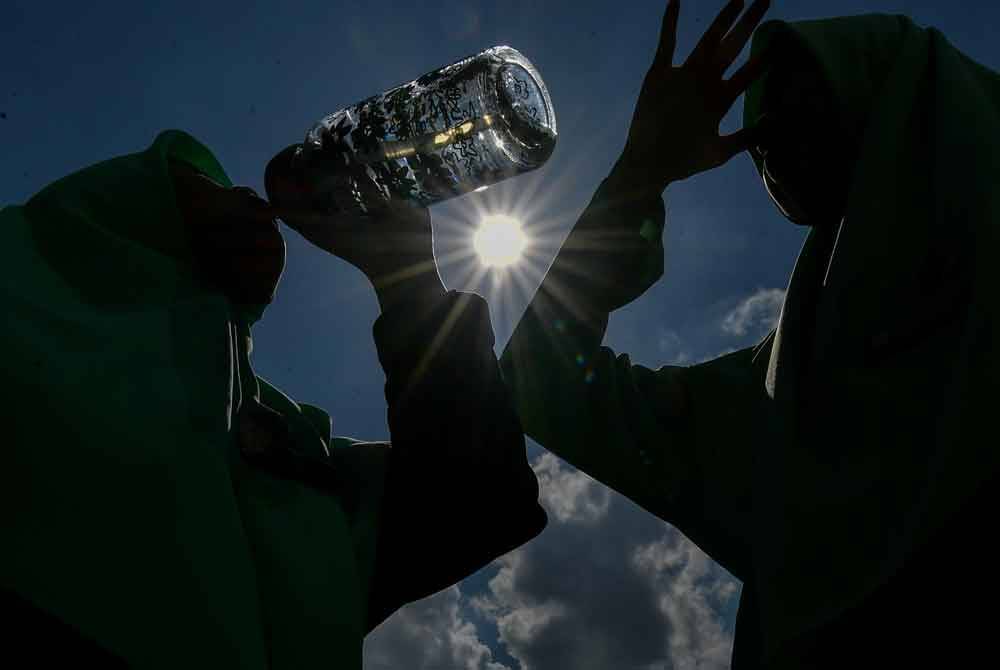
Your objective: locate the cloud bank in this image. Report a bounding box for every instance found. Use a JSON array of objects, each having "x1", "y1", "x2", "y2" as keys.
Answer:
[{"x1": 366, "y1": 452, "x2": 741, "y2": 670}]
